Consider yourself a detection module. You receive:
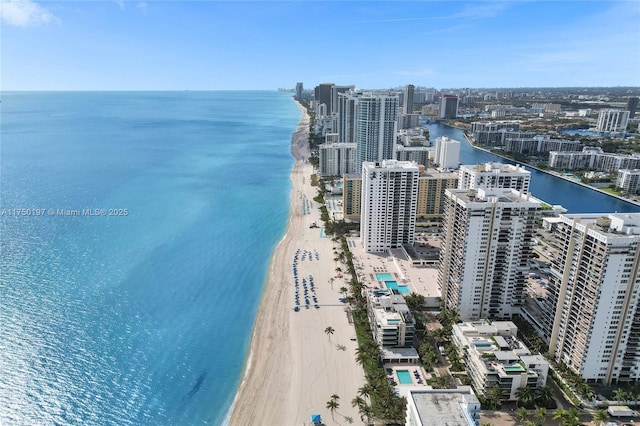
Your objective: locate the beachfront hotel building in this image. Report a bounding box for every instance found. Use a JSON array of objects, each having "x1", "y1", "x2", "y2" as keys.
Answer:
[
  {"x1": 318, "y1": 143, "x2": 357, "y2": 177},
  {"x1": 596, "y1": 109, "x2": 630, "y2": 133},
  {"x1": 439, "y1": 94, "x2": 458, "y2": 119},
  {"x1": 438, "y1": 188, "x2": 540, "y2": 320},
  {"x1": 458, "y1": 162, "x2": 531, "y2": 195},
  {"x1": 543, "y1": 213, "x2": 640, "y2": 385},
  {"x1": 360, "y1": 160, "x2": 419, "y2": 253},
  {"x1": 433, "y1": 136, "x2": 460, "y2": 171},
  {"x1": 404, "y1": 388, "x2": 480, "y2": 426},
  {"x1": 366, "y1": 289, "x2": 416, "y2": 348},
  {"x1": 452, "y1": 321, "x2": 549, "y2": 401}
]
